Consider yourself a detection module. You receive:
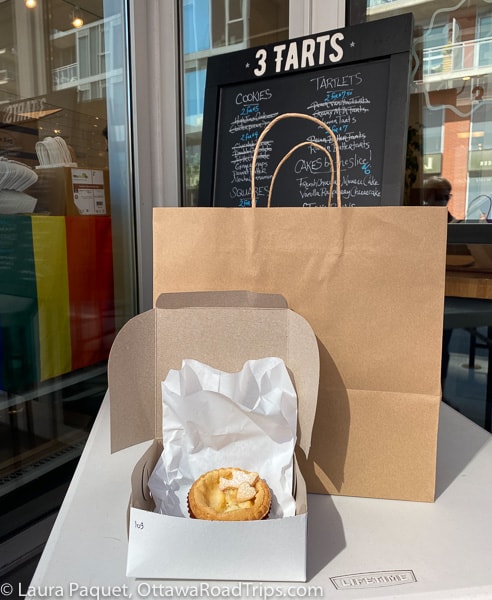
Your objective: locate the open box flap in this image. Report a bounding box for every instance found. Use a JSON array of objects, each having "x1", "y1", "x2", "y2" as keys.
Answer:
[
  {"x1": 109, "y1": 309, "x2": 157, "y2": 452},
  {"x1": 109, "y1": 305, "x2": 319, "y2": 455},
  {"x1": 155, "y1": 290, "x2": 288, "y2": 309}
]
